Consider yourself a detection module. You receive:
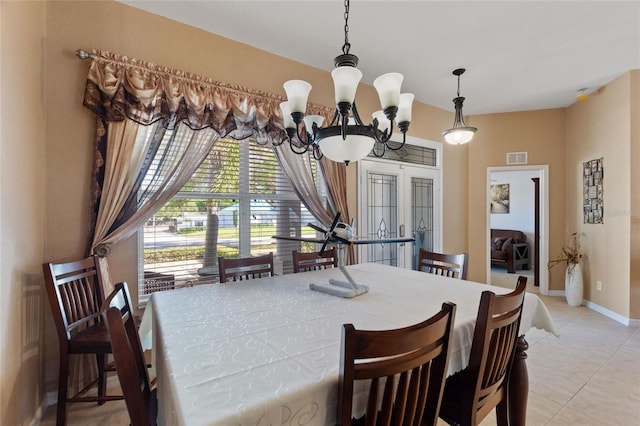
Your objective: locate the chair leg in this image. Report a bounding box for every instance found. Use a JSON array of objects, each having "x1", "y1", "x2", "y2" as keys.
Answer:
[
  {"x1": 496, "y1": 399, "x2": 509, "y2": 426},
  {"x1": 96, "y1": 353, "x2": 107, "y2": 405},
  {"x1": 56, "y1": 353, "x2": 69, "y2": 426}
]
